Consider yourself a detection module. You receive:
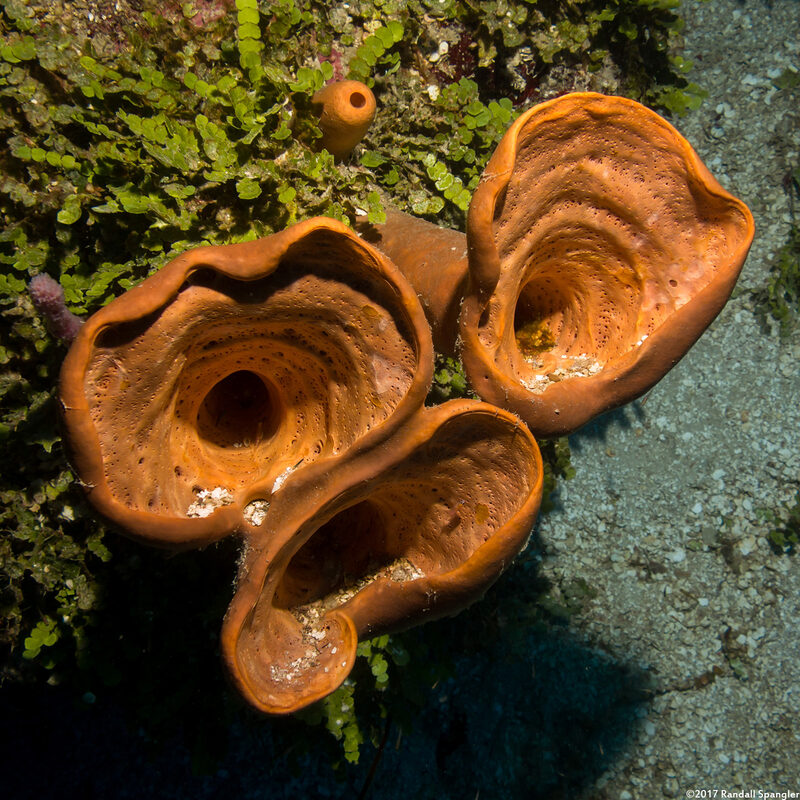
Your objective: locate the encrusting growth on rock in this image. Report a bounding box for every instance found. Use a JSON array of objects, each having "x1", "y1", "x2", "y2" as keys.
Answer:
[{"x1": 311, "y1": 79, "x2": 377, "y2": 160}]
